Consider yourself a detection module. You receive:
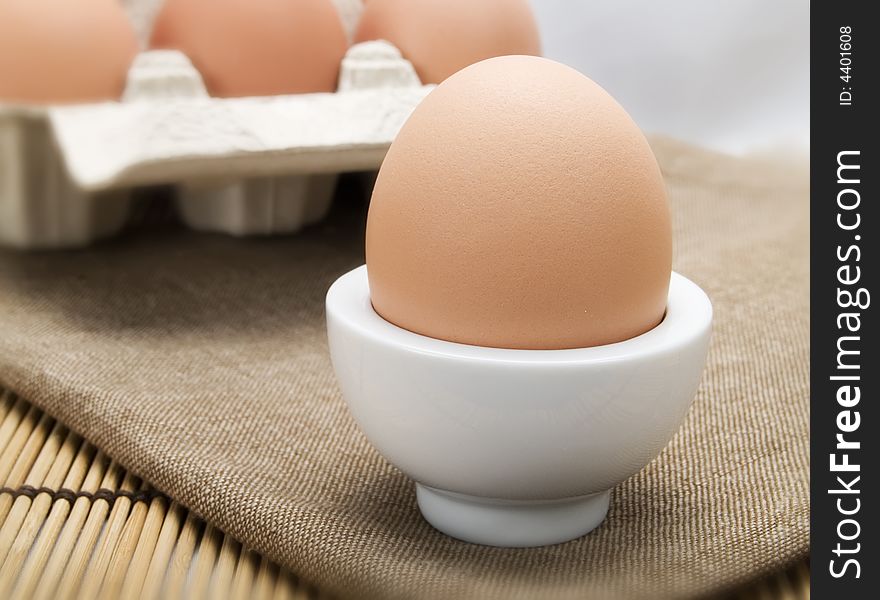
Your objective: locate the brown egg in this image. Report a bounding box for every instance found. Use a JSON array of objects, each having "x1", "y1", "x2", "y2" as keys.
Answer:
[
  {"x1": 0, "y1": 0, "x2": 138, "y2": 103},
  {"x1": 149, "y1": 0, "x2": 348, "y2": 97},
  {"x1": 353, "y1": 0, "x2": 541, "y2": 84},
  {"x1": 366, "y1": 56, "x2": 672, "y2": 350}
]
